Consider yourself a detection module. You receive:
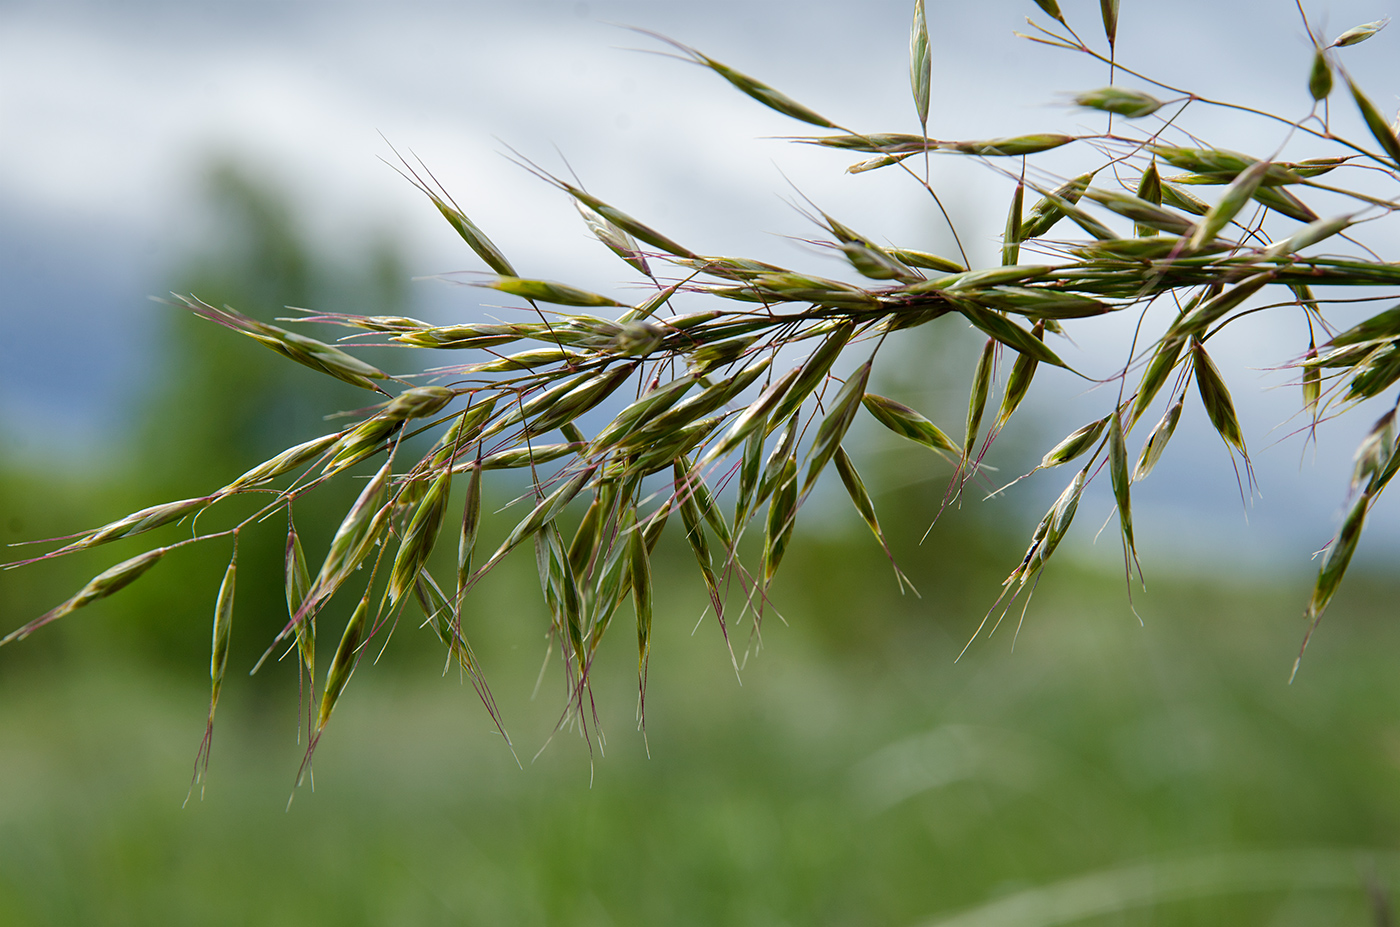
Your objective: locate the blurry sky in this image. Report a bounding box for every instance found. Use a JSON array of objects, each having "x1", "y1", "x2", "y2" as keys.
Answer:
[{"x1": 2, "y1": 0, "x2": 1398, "y2": 570}]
